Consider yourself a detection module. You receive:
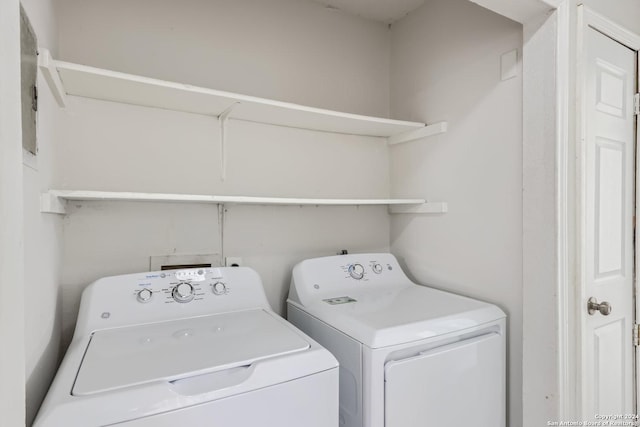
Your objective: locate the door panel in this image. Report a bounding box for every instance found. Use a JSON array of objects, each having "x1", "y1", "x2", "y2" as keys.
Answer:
[
  {"x1": 582, "y1": 26, "x2": 636, "y2": 420},
  {"x1": 595, "y1": 138, "x2": 625, "y2": 277},
  {"x1": 594, "y1": 319, "x2": 626, "y2": 413},
  {"x1": 384, "y1": 333, "x2": 504, "y2": 427},
  {"x1": 596, "y1": 59, "x2": 628, "y2": 118}
]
